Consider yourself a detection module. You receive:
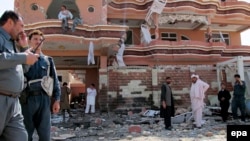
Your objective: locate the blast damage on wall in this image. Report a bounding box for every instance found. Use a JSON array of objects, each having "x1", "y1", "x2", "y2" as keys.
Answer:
[{"x1": 98, "y1": 65, "x2": 225, "y2": 112}]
